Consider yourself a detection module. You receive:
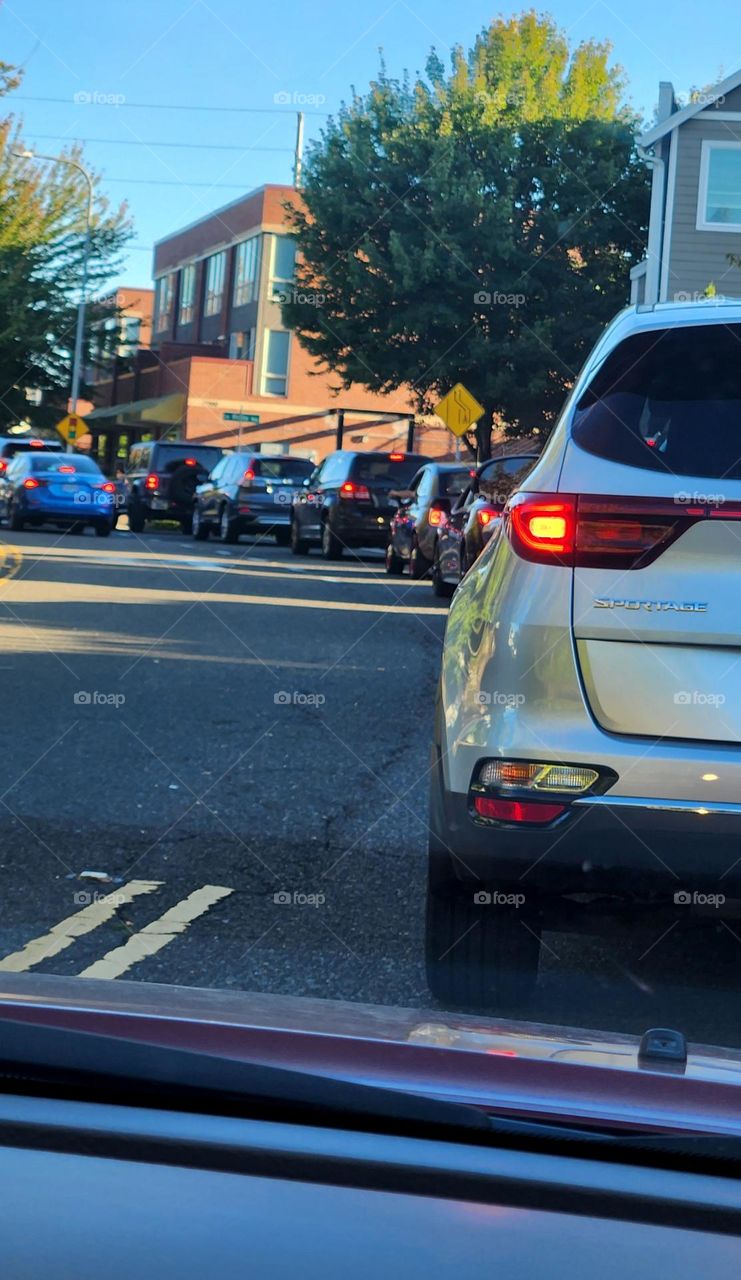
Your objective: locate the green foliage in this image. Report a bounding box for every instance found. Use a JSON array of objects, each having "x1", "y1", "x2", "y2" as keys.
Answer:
[
  {"x1": 0, "y1": 64, "x2": 131, "y2": 427},
  {"x1": 282, "y1": 11, "x2": 650, "y2": 453}
]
